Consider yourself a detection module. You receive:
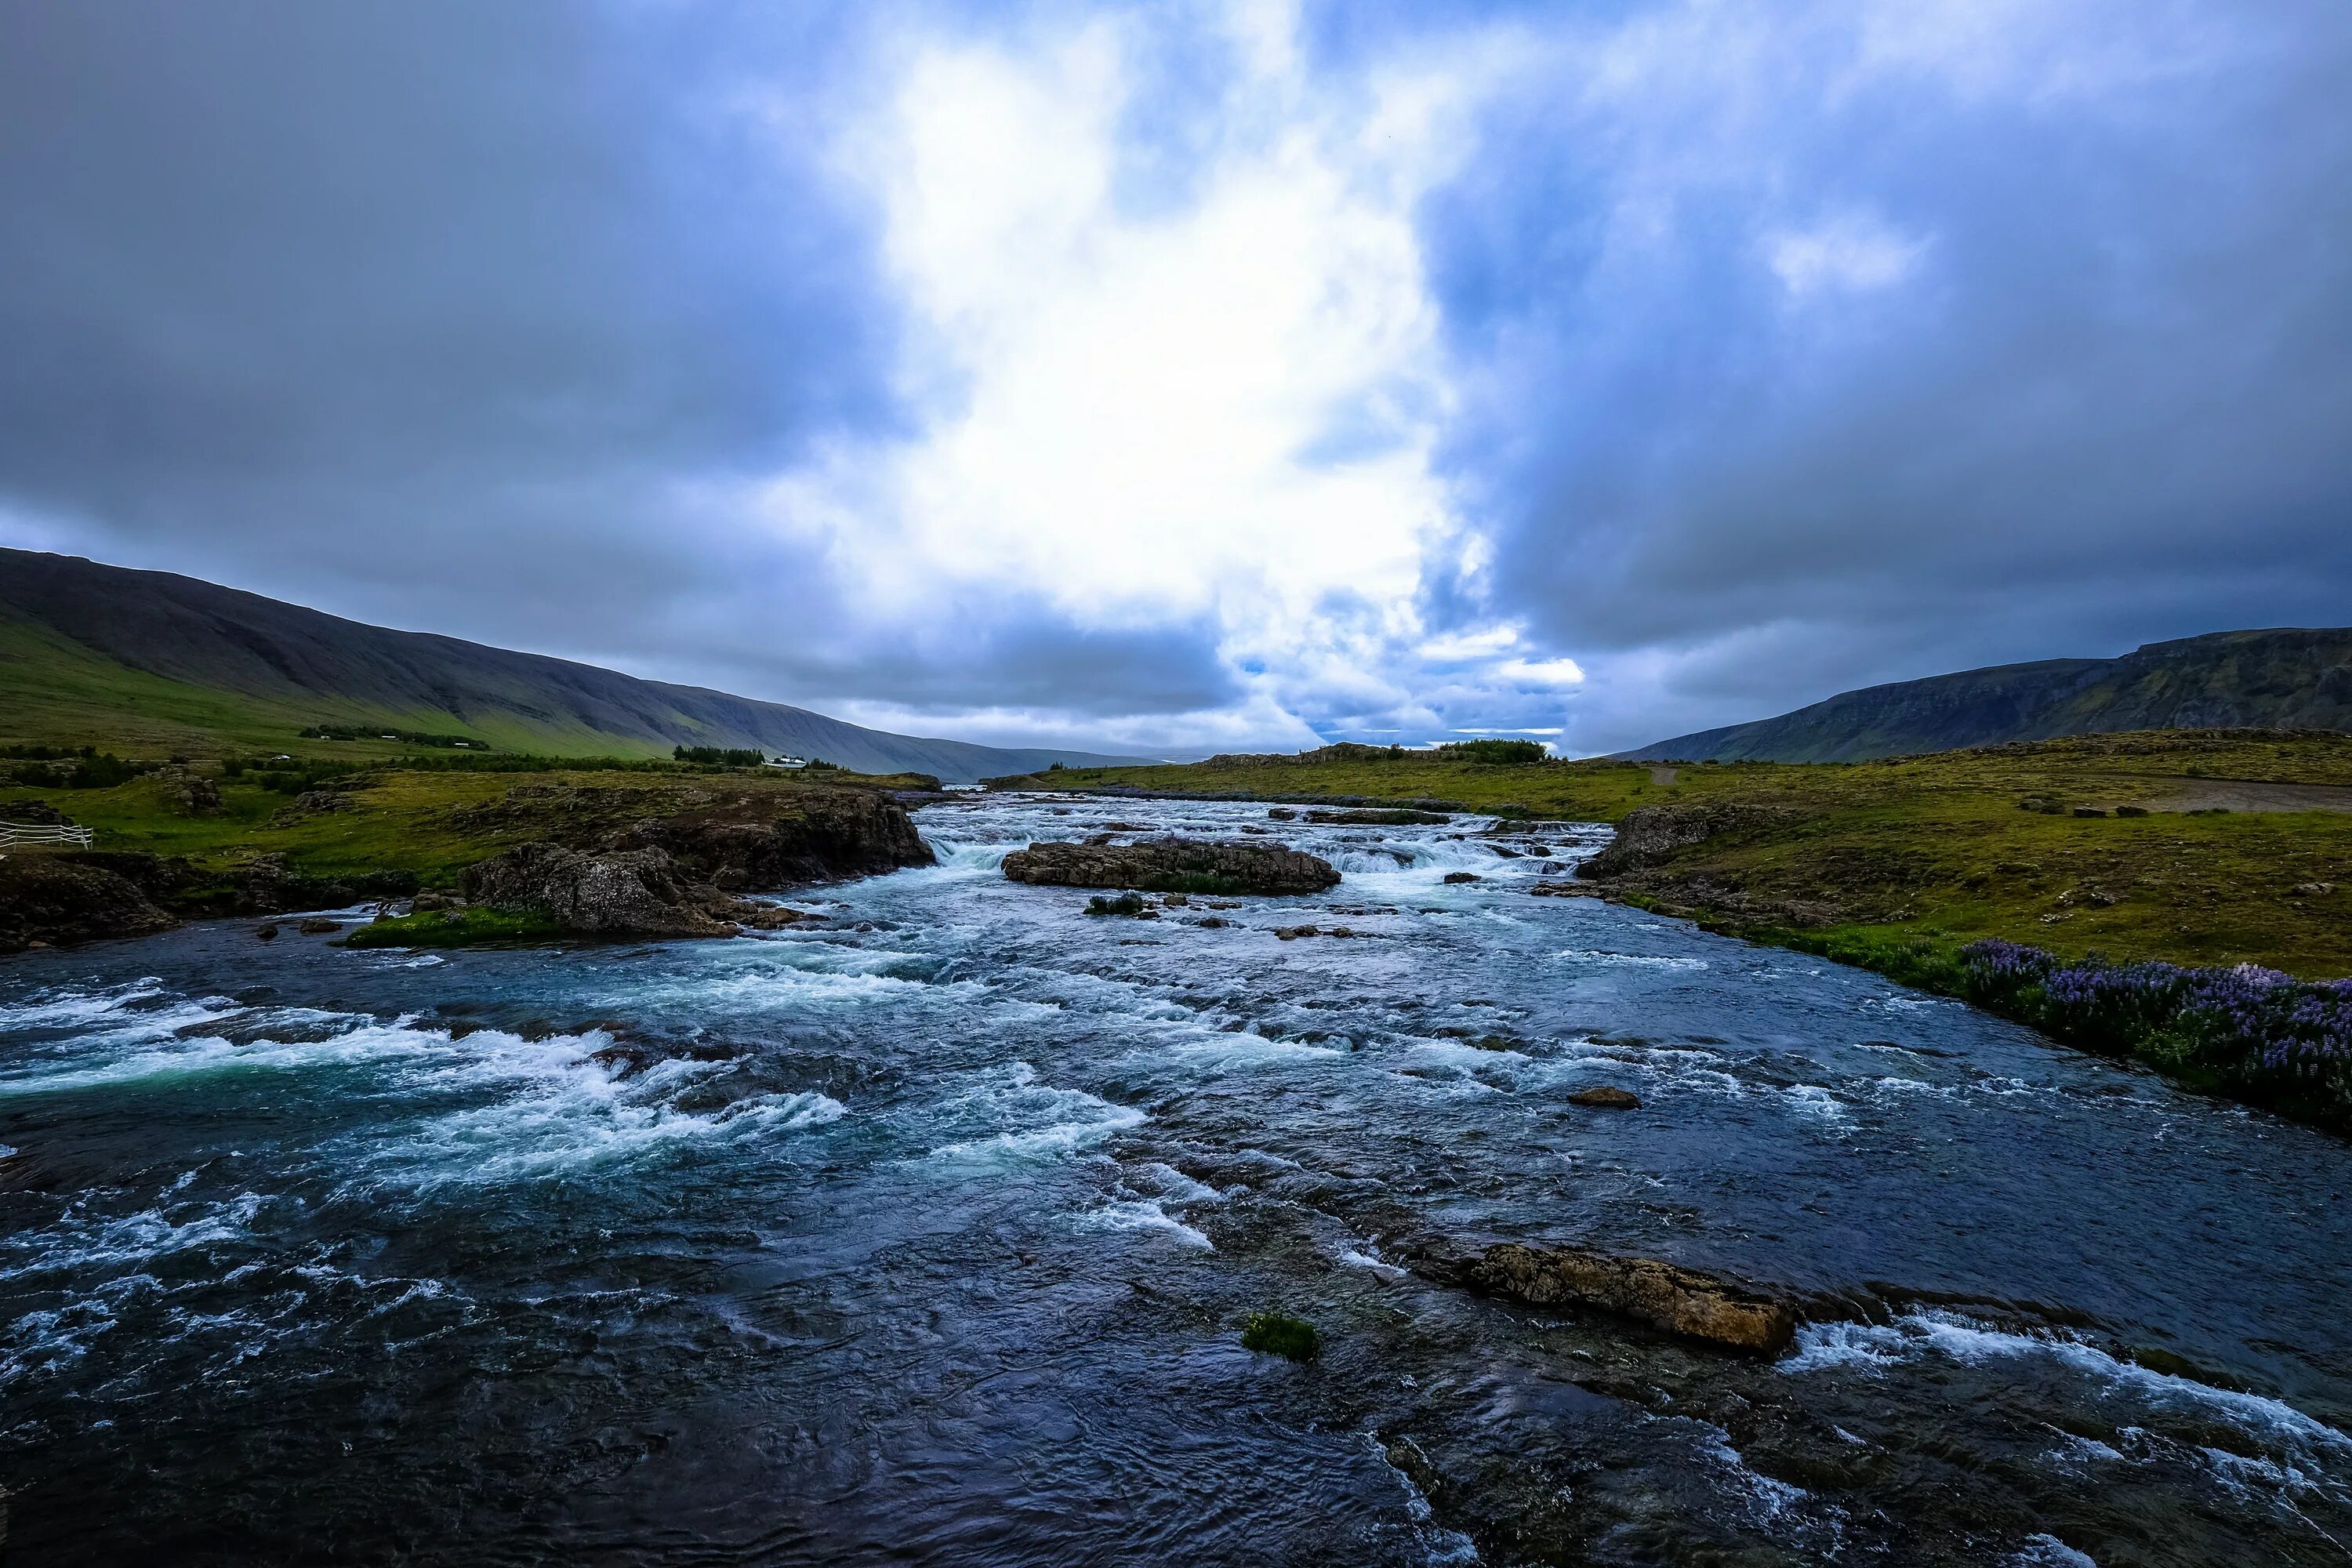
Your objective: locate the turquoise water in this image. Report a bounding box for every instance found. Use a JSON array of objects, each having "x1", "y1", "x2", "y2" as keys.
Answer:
[{"x1": 3, "y1": 794, "x2": 2348, "y2": 1563}]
